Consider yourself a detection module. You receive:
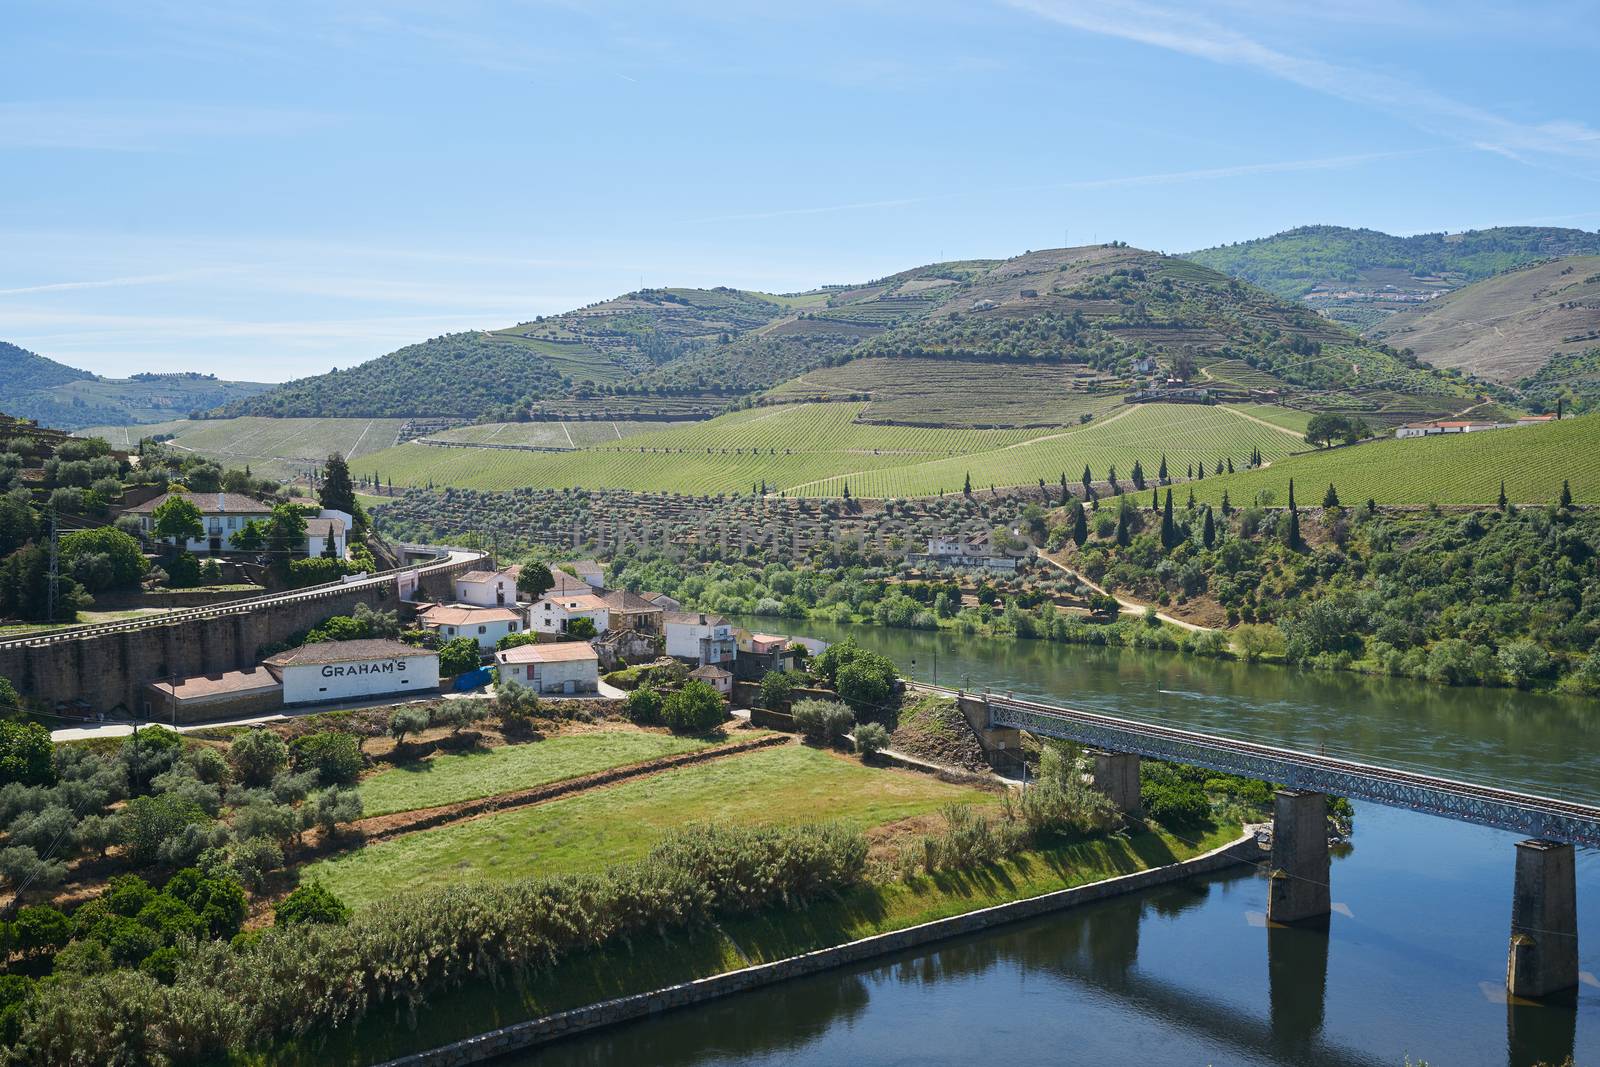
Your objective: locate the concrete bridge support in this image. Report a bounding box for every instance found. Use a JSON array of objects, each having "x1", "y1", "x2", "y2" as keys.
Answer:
[
  {"x1": 1507, "y1": 839, "x2": 1578, "y2": 999},
  {"x1": 1090, "y1": 751, "x2": 1141, "y2": 816},
  {"x1": 1267, "y1": 790, "x2": 1330, "y2": 925}
]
